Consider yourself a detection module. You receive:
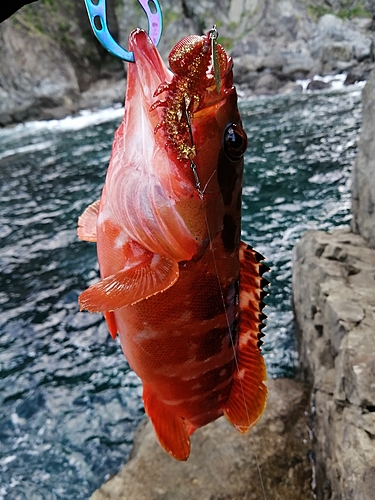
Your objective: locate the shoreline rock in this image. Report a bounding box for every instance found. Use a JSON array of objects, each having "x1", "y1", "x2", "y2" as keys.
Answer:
[
  {"x1": 292, "y1": 228, "x2": 375, "y2": 500},
  {"x1": 292, "y1": 68, "x2": 375, "y2": 499},
  {"x1": 1, "y1": 0, "x2": 374, "y2": 126},
  {"x1": 90, "y1": 378, "x2": 313, "y2": 500}
]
